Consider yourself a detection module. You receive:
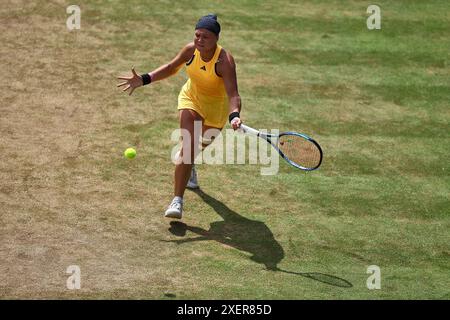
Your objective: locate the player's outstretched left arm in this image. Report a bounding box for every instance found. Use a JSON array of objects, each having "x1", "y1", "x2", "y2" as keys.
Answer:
[{"x1": 116, "y1": 42, "x2": 195, "y2": 96}]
